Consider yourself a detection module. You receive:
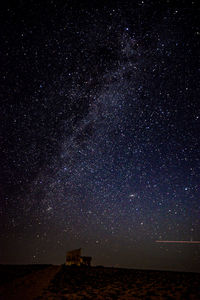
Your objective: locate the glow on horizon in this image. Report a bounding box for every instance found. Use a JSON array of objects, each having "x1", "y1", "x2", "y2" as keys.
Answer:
[{"x1": 156, "y1": 240, "x2": 200, "y2": 244}]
